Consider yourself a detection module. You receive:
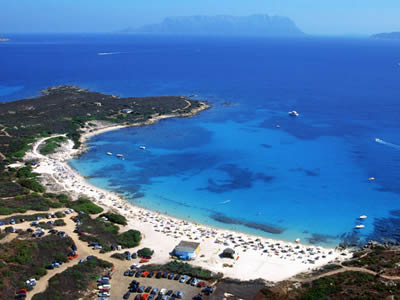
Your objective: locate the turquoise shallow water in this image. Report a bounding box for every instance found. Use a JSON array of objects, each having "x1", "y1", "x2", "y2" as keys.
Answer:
[{"x1": 1, "y1": 34, "x2": 400, "y2": 246}]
